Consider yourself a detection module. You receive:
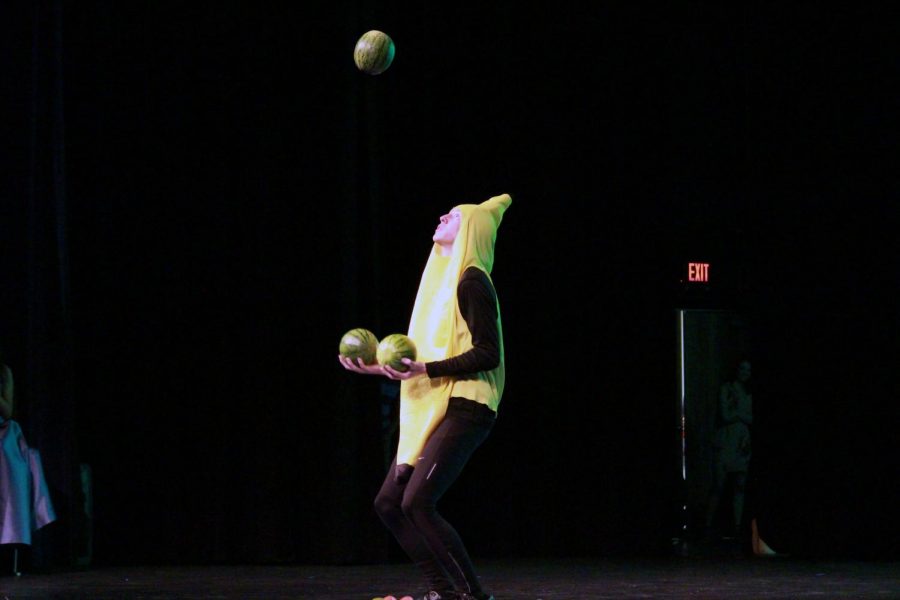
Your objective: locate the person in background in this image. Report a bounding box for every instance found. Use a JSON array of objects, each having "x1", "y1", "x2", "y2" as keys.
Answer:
[
  {"x1": 704, "y1": 359, "x2": 753, "y2": 541},
  {"x1": 1, "y1": 348, "x2": 57, "y2": 549}
]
